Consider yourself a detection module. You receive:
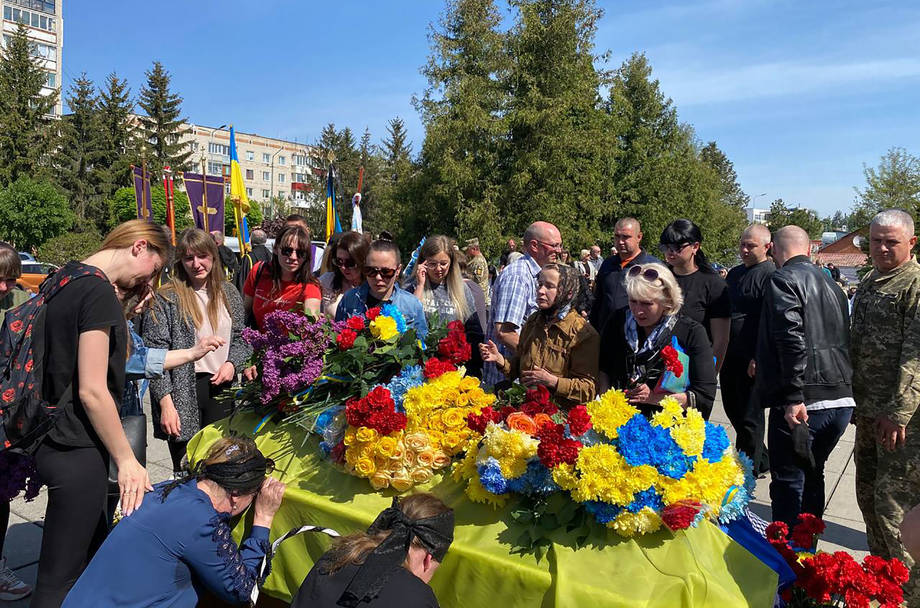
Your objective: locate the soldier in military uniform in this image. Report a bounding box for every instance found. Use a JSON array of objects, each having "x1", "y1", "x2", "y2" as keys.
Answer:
[
  {"x1": 851, "y1": 209, "x2": 920, "y2": 605},
  {"x1": 464, "y1": 238, "x2": 491, "y2": 308}
]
